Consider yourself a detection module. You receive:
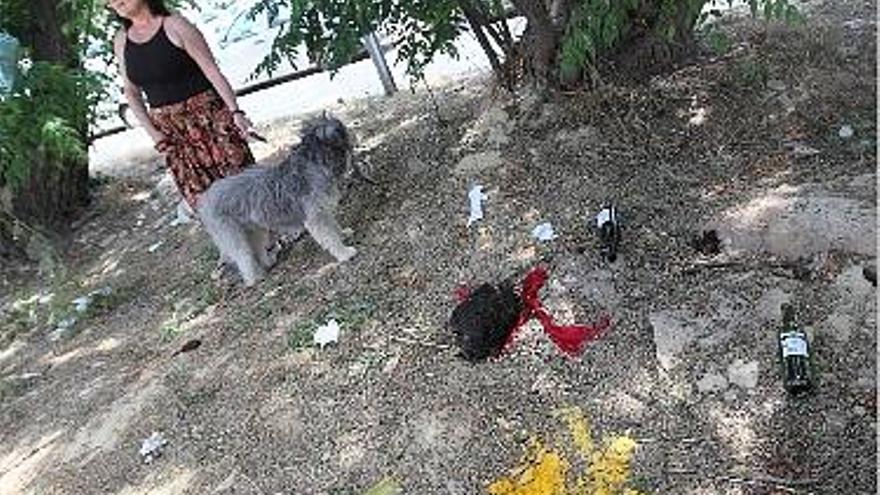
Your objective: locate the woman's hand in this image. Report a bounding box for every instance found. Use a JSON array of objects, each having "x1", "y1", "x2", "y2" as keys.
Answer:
[
  {"x1": 232, "y1": 110, "x2": 254, "y2": 138},
  {"x1": 148, "y1": 129, "x2": 171, "y2": 154}
]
